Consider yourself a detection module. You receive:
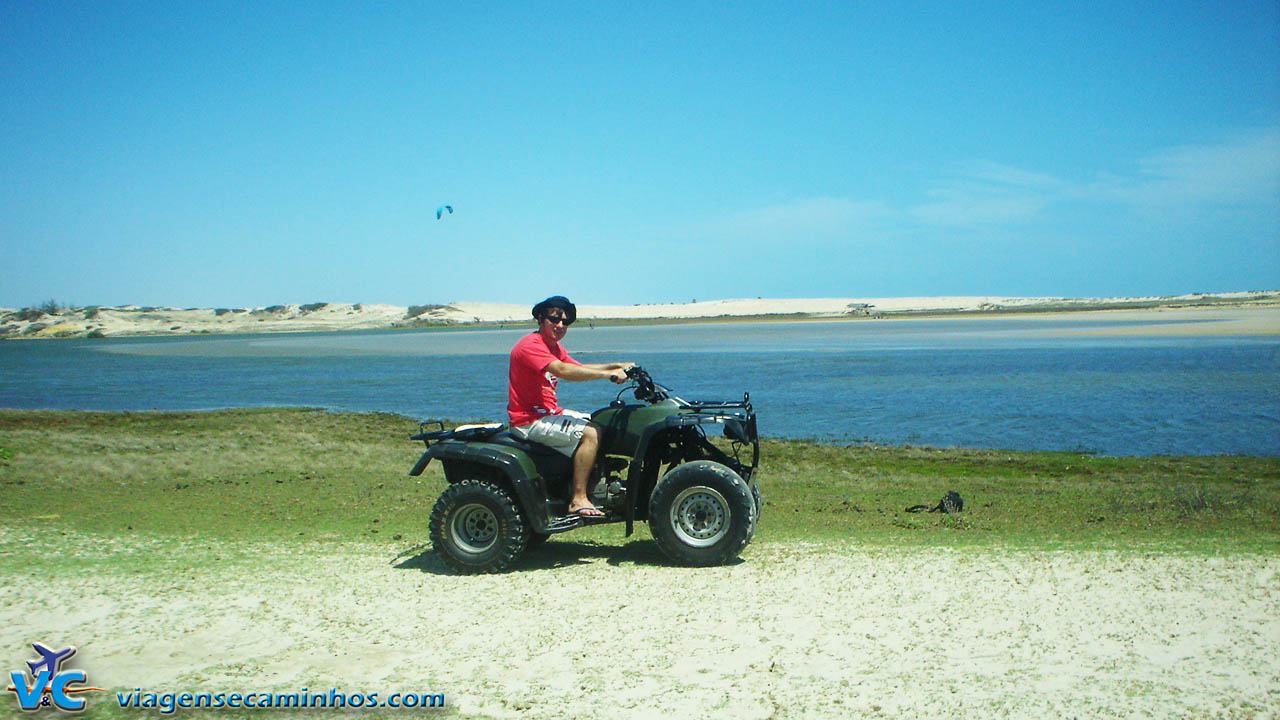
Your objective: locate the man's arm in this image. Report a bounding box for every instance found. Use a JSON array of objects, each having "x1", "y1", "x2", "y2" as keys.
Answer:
[
  {"x1": 578, "y1": 361, "x2": 634, "y2": 372},
  {"x1": 546, "y1": 360, "x2": 630, "y2": 383}
]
